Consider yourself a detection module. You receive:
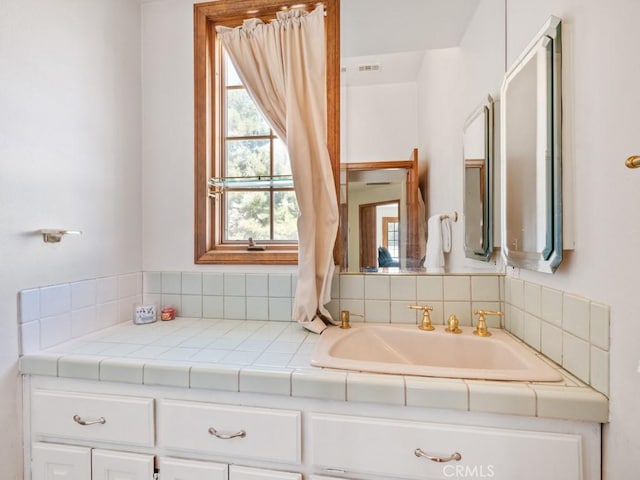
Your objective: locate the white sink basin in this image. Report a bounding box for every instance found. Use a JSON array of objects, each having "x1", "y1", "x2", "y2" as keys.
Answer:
[{"x1": 311, "y1": 323, "x2": 562, "y2": 382}]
